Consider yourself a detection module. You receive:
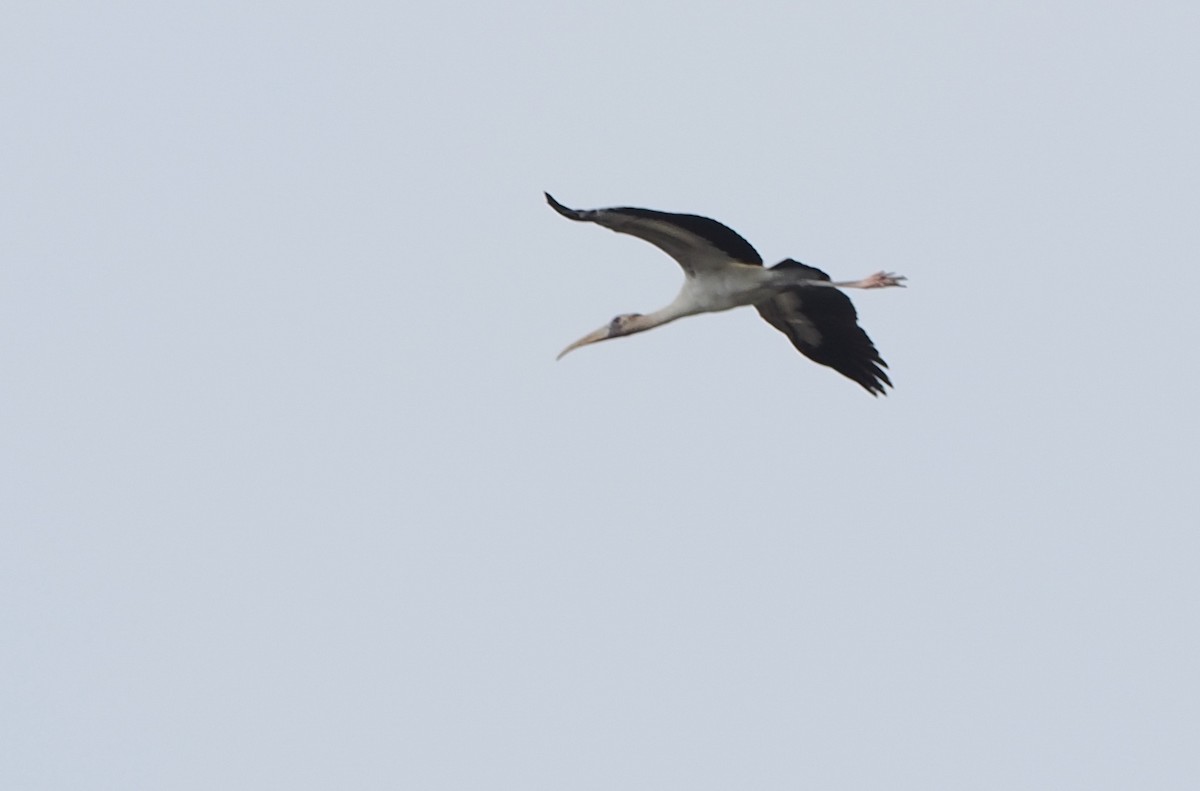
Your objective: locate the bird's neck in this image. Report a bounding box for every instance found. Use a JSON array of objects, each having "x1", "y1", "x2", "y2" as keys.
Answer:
[
  {"x1": 625, "y1": 307, "x2": 684, "y2": 336},
  {"x1": 627, "y1": 289, "x2": 711, "y2": 334}
]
